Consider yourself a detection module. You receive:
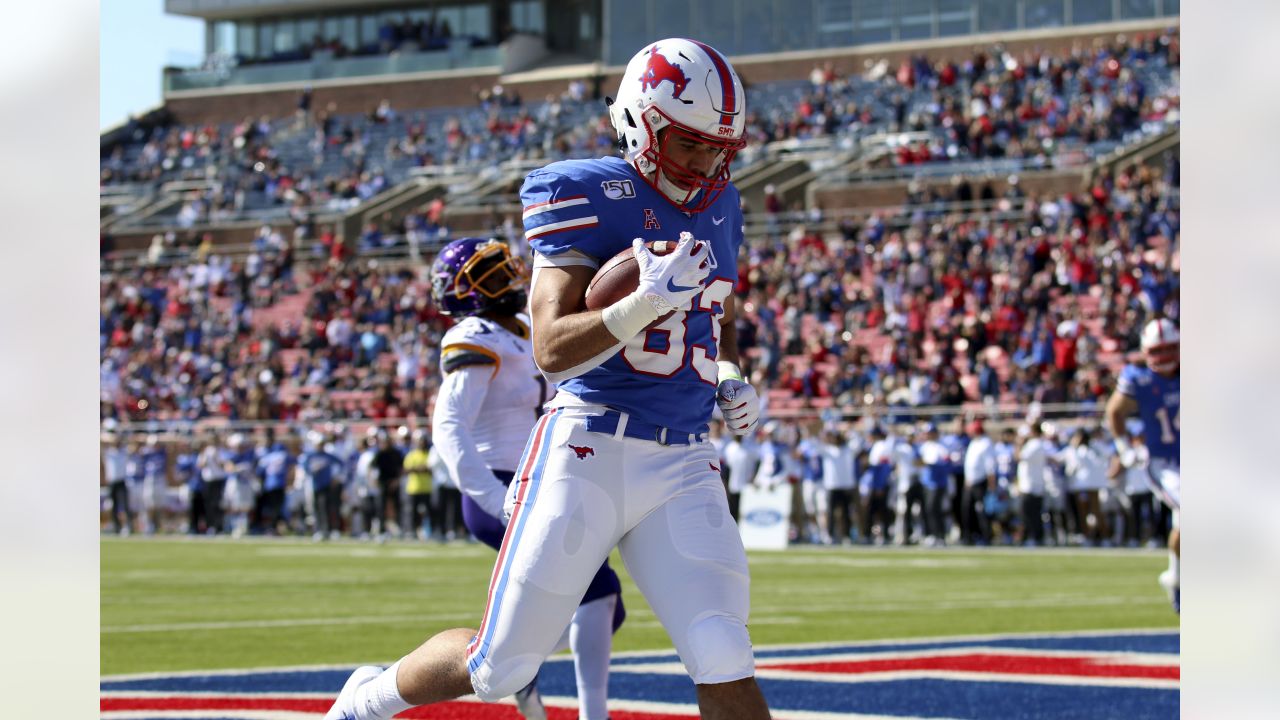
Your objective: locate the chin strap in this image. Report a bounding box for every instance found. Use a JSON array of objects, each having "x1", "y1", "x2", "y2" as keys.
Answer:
[{"x1": 655, "y1": 170, "x2": 696, "y2": 207}]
